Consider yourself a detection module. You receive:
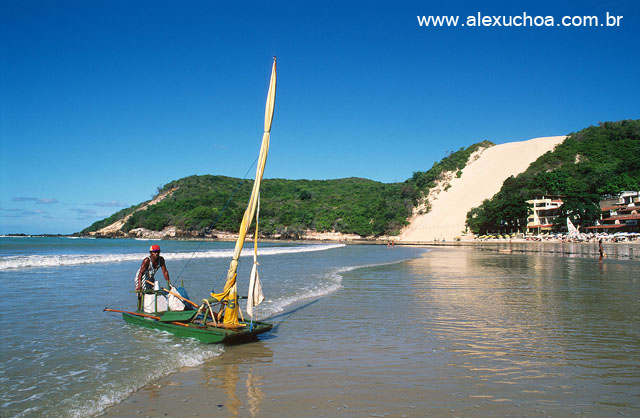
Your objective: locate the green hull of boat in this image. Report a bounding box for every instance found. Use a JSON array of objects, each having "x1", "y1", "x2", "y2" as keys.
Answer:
[{"x1": 122, "y1": 312, "x2": 273, "y2": 344}]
